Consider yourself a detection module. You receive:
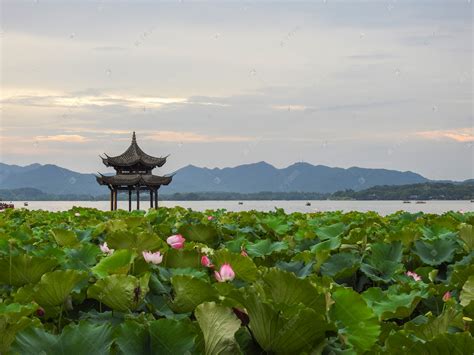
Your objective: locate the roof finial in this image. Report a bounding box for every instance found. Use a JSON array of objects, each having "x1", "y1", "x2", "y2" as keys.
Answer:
[{"x1": 132, "y1": 131, "x2": 136, "y2": 143}]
